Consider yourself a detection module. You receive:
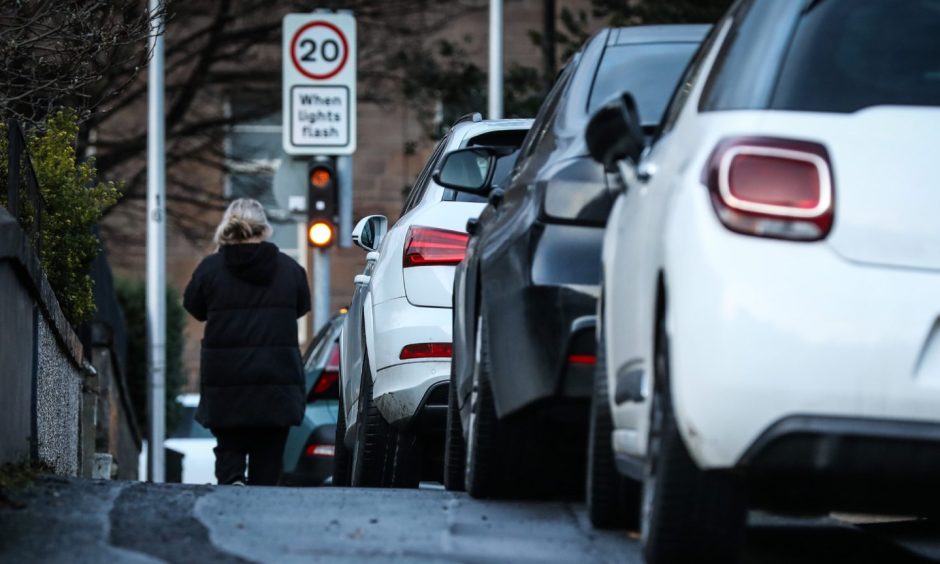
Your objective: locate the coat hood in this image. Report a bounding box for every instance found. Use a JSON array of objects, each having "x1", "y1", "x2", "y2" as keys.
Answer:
[{"x1": 221, "y1": 241, "x2": 279, "y2": 285}]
